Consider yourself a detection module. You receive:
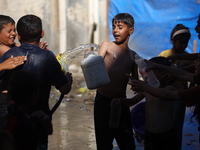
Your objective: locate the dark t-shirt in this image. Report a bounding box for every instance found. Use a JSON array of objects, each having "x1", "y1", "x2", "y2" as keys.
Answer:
[{"x1": 0, "y1": 43, "x2": 68, "y2": 114}]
